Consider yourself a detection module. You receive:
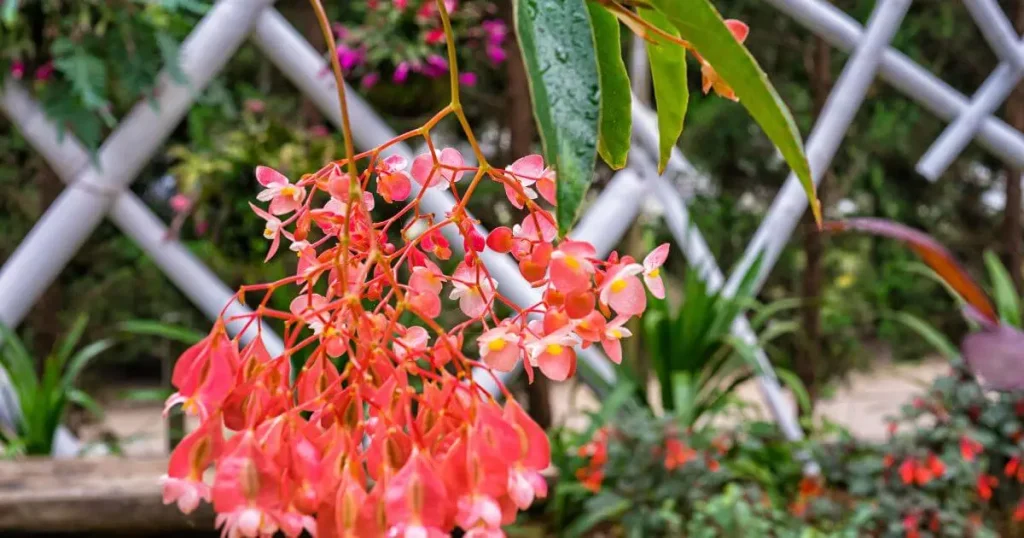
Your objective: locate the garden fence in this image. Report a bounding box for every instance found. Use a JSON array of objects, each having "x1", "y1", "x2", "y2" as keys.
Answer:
[{"x1": 1, "y1": 0, "x2": 1023, "y2": 459}]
